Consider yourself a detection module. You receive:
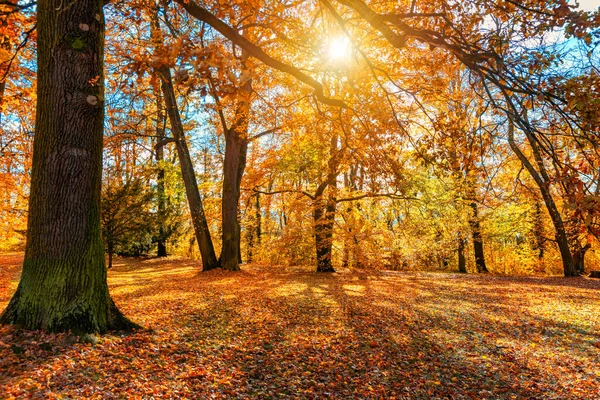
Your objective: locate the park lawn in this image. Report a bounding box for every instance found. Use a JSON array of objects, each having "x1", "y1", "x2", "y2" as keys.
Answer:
[{"x1": 0, "y1": 253, "x2": 599, "y2": 399}]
